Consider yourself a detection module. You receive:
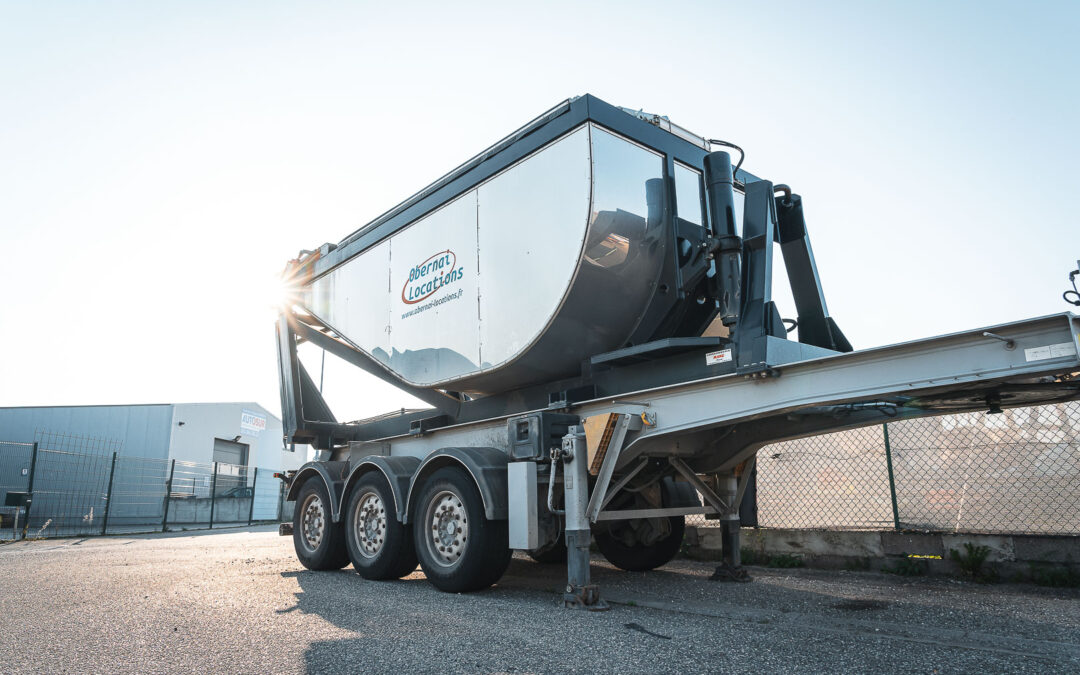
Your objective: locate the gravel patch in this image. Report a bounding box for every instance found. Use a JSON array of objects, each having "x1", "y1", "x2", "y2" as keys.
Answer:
[{"x1": 1, "y1": 526, "x2": 1077, "y2": 673}]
